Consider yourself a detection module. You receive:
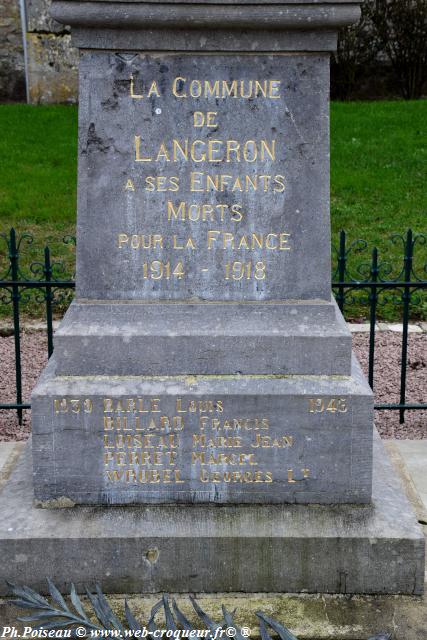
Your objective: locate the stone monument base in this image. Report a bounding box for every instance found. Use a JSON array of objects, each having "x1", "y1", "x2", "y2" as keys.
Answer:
[
  {"x1": 53, "y1": 299, "x2": 352, "y2": 376},
  {"x1": 0, "y1": 432, "x2": 423, "y2": 596},
  {"x1": 32, "y1": 355, "x2": 374, "y2": 505}
]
